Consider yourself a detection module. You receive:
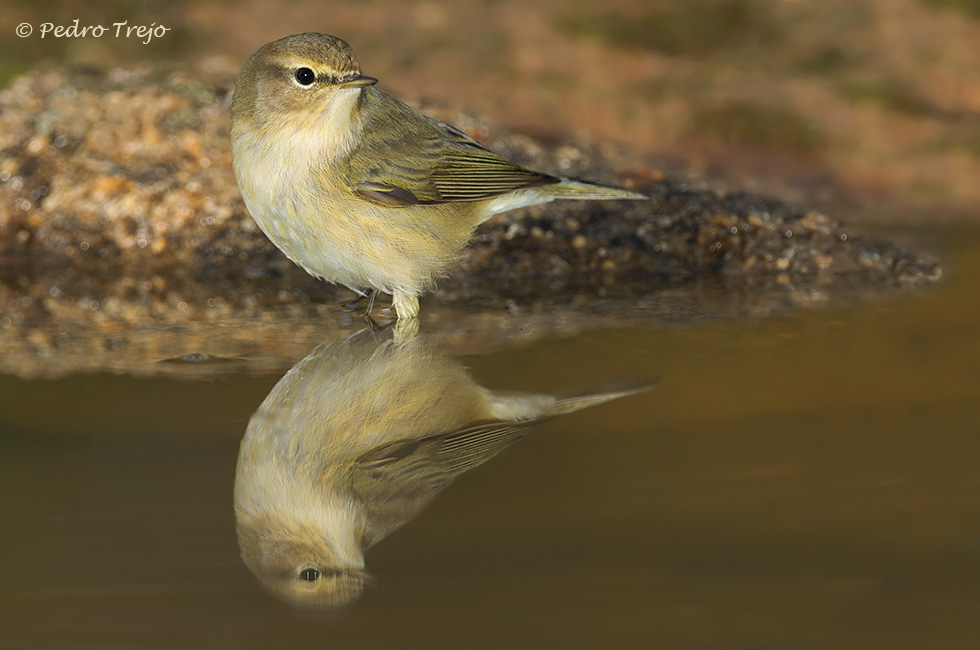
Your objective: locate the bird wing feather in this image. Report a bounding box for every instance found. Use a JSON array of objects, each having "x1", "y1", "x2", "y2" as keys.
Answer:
[
  {"x1": 352, "y1": 418, "x2": 544, "y2": 493},
  {"x1": 347, "y1": 92, "x2": 558, "y2": 207},
  {"x1": 347, "y1": 418, "x2": 545, "y2": 545}
]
